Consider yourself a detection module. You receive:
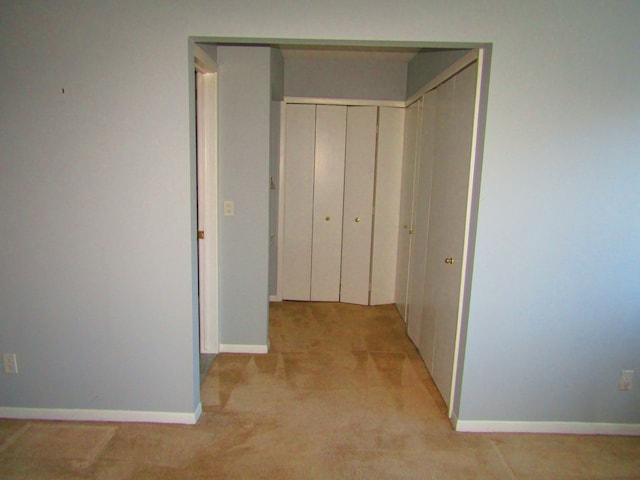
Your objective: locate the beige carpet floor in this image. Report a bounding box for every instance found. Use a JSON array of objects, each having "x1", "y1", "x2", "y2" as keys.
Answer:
[{"x1": 1, "y1": 302, "x2": 639, "y2": 479}]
